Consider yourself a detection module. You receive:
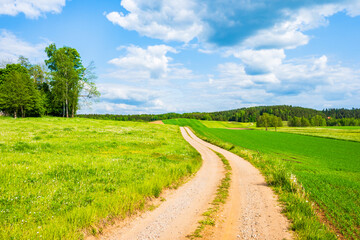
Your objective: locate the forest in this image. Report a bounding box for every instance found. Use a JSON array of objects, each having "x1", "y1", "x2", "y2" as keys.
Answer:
[
  {"x1": 0, "y1": 44, "x2": 98, "y2": 118},
  {"x1": 77, "y1": 105, "x2": 360, "y2": 126}
]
